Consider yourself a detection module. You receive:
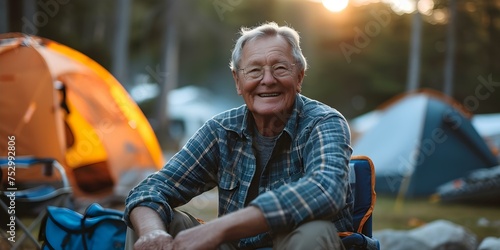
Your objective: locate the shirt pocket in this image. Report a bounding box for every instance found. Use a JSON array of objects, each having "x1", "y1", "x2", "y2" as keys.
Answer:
[{"x1": 218, "y1": 167, "x2": 240, "y2": 214}]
